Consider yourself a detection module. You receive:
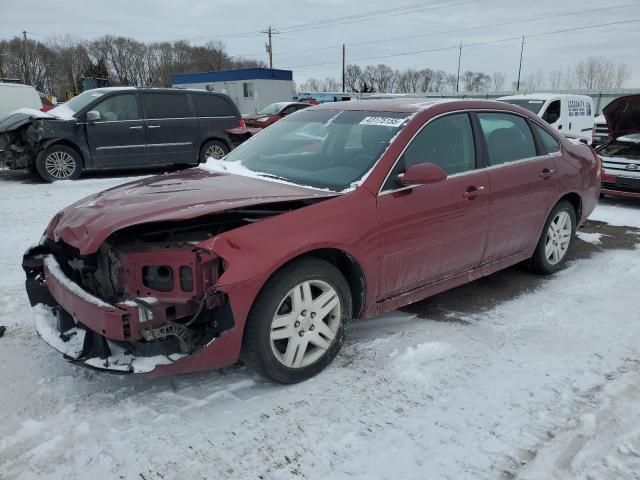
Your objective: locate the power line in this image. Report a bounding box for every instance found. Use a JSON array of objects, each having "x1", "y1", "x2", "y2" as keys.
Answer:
[
  {"x1": 187, "y1": 0, "x2": 473, "y2": 42},
  {"x1": 229, "y1": 2, "x2": 639, "y2": 59},
  {"x1": 281, "y1": 17, "x2": 640, "y2": 69}
]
